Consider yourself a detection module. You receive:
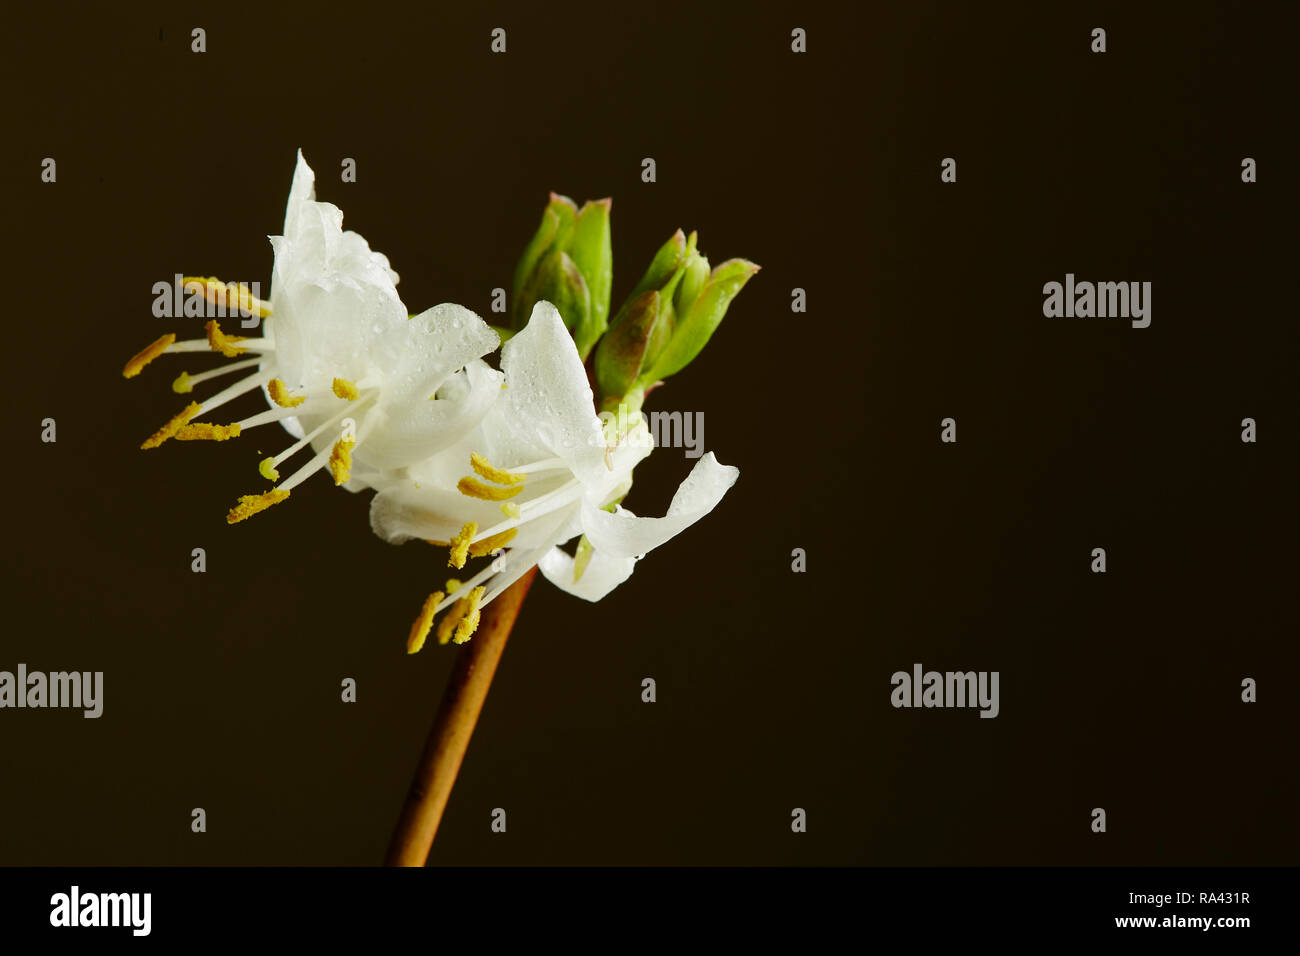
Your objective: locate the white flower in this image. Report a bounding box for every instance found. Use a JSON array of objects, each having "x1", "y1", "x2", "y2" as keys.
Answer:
[
  {"x1": 370, "y1": 301, "x2": 739, "y2": 651},
  {"x1": 123, "y1": 151, "x2": 502, "y2": 522}
]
